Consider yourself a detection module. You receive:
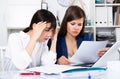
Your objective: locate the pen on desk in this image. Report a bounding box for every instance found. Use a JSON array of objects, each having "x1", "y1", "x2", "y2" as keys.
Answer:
[
  {"x1": 88, "y1": 73, "x2": 91, "y2": 79},
  {"x1": 20, "y1": 71, "x2": 40, "y2": 76}
]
